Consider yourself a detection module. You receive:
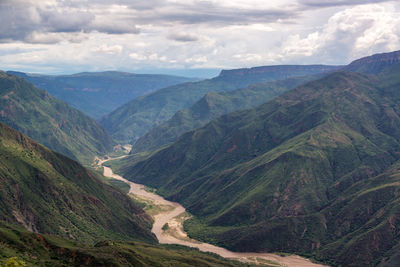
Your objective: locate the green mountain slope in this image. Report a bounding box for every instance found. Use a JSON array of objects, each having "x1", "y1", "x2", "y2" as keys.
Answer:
[
  {"x1": 132, "y1": 51, "x2": 400, "y2": 154},
  {"x1": 344, "y1": 50, "x2": 400, "y2": 74},
  {"x1": 0, "y1": 222, "x2": 248, "y2": 267},
  {"x1": 7, "y1": 71, "x2": 196, "y2": 119},
  {"x1": 0, "y1": 122, "x2": 155, "y2": 245},
  {"x1": 131, "y1": 75, "x2": 323, "y2": 153},
  {"x1": 0, "y1": 71, "x2": 114, "y2": 164},
  {"x1": 114, "y1": 63, "x2": 400, "y2": 266},
  {"x1": 100, "y1": 65, "x2": 340, "y2": 143}
]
